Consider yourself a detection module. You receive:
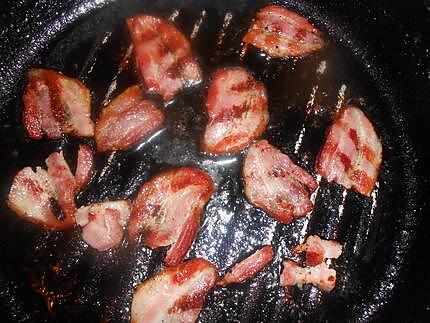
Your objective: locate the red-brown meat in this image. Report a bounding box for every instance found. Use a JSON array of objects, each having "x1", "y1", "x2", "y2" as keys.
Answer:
[
  {"x1": 243, "y1": 140, "x2": 317, "y2": 224},
  {"x1": 202, "y1": 67, "x2": 268, "y2": 154},
  {"x1": 75, "y1": 144, "x2": 94, "y2": 192},
  {"x1": 280, "y1": 260, "x2": 336, "y2": 293},
  {"x1": 315, "y1": 105, "x2": 382, "y2": 196},
  {"x1": 128, "y1": 167, "x2": 214, "y2": 266},
  {"x1": 22, "y1": 68, "x2": 94, "y2": 139},
  {"x1": 131, "y1": 258, "x2": 218, "y2": 323},
  {"x1": 76, "y1": 200, "x2": 131, "y2": 251},
  {"x1": 243, "y1": 5, "x2": 325, "y2": 58},
  {"x1": 218, "y1": 245, "x2": 274, "y2": 287},
  {"x1": 127, "y1": 15, "x2": 202, "y2": 101},
  {"x1": 95, "y1": 86, "x2": 164, "y2": 152},
  {"x1": 295, "y1": 235, "x2": 342, "y2": 266}
]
